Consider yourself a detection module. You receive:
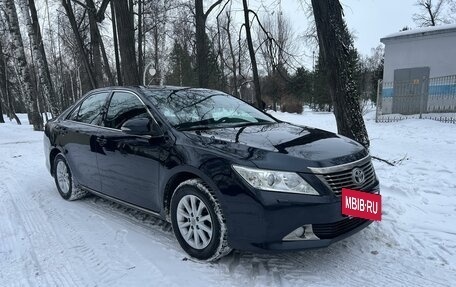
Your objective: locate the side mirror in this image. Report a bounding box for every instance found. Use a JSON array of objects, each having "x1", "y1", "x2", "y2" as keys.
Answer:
[{"x1": 121, "y1": 118, "x2": 163, "y2": 137}]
